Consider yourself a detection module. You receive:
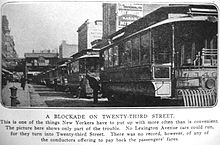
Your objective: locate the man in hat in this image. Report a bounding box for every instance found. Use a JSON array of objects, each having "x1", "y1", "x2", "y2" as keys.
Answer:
[{"x1": 86, "y1": 74, "x2": 100, "y2": 104}]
